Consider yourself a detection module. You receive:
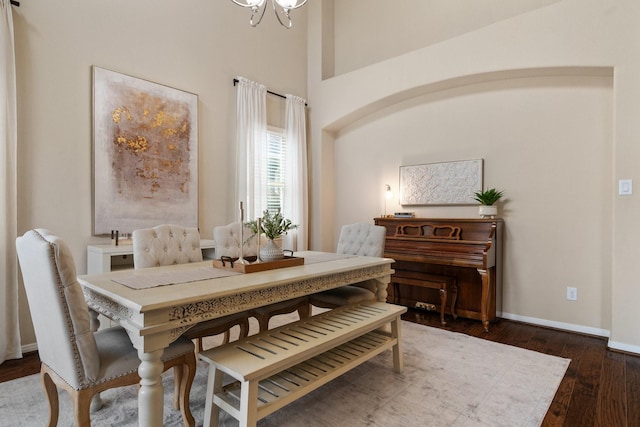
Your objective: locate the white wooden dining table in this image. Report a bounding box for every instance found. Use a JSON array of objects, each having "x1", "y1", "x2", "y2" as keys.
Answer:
[{"x1": 77, "y1": 251, "x2": 394, "y2": 427}]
